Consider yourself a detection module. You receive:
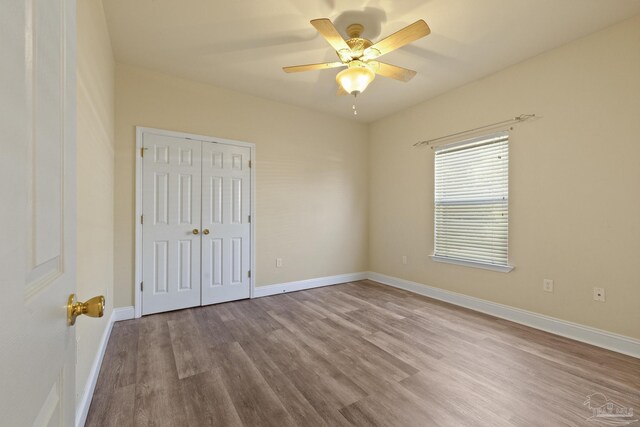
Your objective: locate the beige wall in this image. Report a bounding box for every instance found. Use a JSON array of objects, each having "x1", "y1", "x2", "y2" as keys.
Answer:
[
  {"x1": 76, "y1": 0, "x2": 115, "y2": 407},
  {"x1": 108, "y1": 15, "x2": 638, "y2": 341},
  {"x1": 114, "y1": 64, "x2": 369, "y2": 307},
  {"x1": 369, "y1": 16, "x2": 640, "y2": 339}
]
